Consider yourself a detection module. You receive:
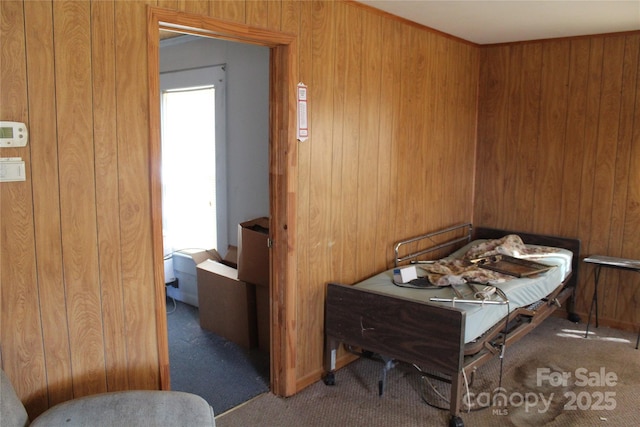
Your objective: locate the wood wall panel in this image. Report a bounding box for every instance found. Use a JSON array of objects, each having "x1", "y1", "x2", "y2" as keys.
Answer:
[
  {"x1": 0, "y1": 1, "x2": 48, "y2": 416},
  {"x1": 293, "y1": 2, "x2": 479, "y2": 385},
  {"x1": 2, "y1": 0, "x2": 479, "y2": 416},
  {"x1": 356, "y1": 11, "x2": 381, "y2": 280},
  {"x1": 210, "y1": 0, "x2": 244, "y2": 23},
  {"x1": 293, "y1": 0, "x2": 312, "y2": 384},
  {"x1": 618, "y1": 36, "x2": 640, "y2": 323},
  {"x1": 595, "y1": 37, "x2": 626, "y2": 320},
  {"x1": 178, "y1": 0, "x2": 210, "y2": 16},
  {"x1": 334, "y1": 2, "x2": 361, "y2": 285},
  {"x1": 514, "y1": 43, "x2": 543, "y2": 231},
  {"x1": 267, "y1": 0, "x2": 281, "y2": 30},
  {"x1": 328, "y1": 1, "x2": 347, "y2": 284},
  {"x1": 91, "y1": 0, "x2": 129, "y2": 392},
  {"x1": 560, "y1": 39, "x2": 590, "y2": 238},
  {"x1": 114, "y1": 0, "x2": 159, "y2": 390},
  {"x1": 53, "y1": 0, "x2": 107, "y2": 398},
  {"x1": 246, "y1": 0, "x2": 268, "y2": 27},
  {"x1": 534, "y1": 40, "x2": 570, "y2": 236},
  {"x1": 23, "y1": 0, "x2": 72, "y2": 407},
  {"x1": 302, "y1": 0, "x2": 335, "y2": 380},
  {"x1": 476, "y1": 46, "x2": 509, "y2": 226},
  {"x1": 374, "y1": 18, "x2": 401, "y2": 268},
  {"x1": 476, "y1": 33, "x2": 640, "y2": 330}
]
